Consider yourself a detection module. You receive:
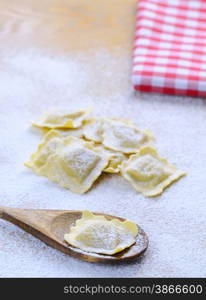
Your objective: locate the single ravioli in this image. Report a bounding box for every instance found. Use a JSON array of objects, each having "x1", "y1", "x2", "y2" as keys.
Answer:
[
  {"x1": 83, "y1": 118, "x2": 138, "y2": 144},
  {"x1": 102, "y1": 119, "x2": 155, "y2": 154},
  {"x1": 92, "y1": 144, "x2": 127, "y2": 173},
  {"x1": 48, "y1": 127, "x2": 83, "y2": 138},
  {"x1": 25, "y1": 130, "x2": 64, "y2": 172},
  {"x1": 121, "y1": 146, "x2": 186, "y2": 197},
  {"x1": 83, "y1": 118, "x2": 104, "y2": 143},
  {"x1": 36, "y1": 136, "x2": 108, "y2": 194},
  {"x1": 104, "y1": 150, "x2": 126, "y2": 173},
  {"x1": 64, "y1": 211, "x2": 138, "y2": 255},
  {"x1": 32, "y1": 108, "x2": 91, "y2": 129}
]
